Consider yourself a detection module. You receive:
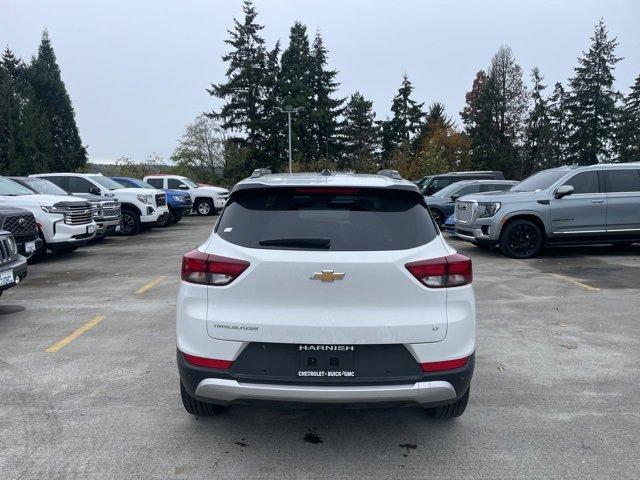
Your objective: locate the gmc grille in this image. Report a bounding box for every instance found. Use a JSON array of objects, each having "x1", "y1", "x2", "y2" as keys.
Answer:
[
  {"x1": 455, "y1": 202, "x2": 474, "y2": 224},
  {"x1": 2, "y1": 214, "x2": 37, "y2": 237},
  {"x1": 155, "y1": 194, "x2": 167, "y2": 207},
  {"x1": 64, "y1": 205, "x2": 93, "y2": 225},
  {"x1": 101, "y1": 201, "x2": 121, "y2": 218}
]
